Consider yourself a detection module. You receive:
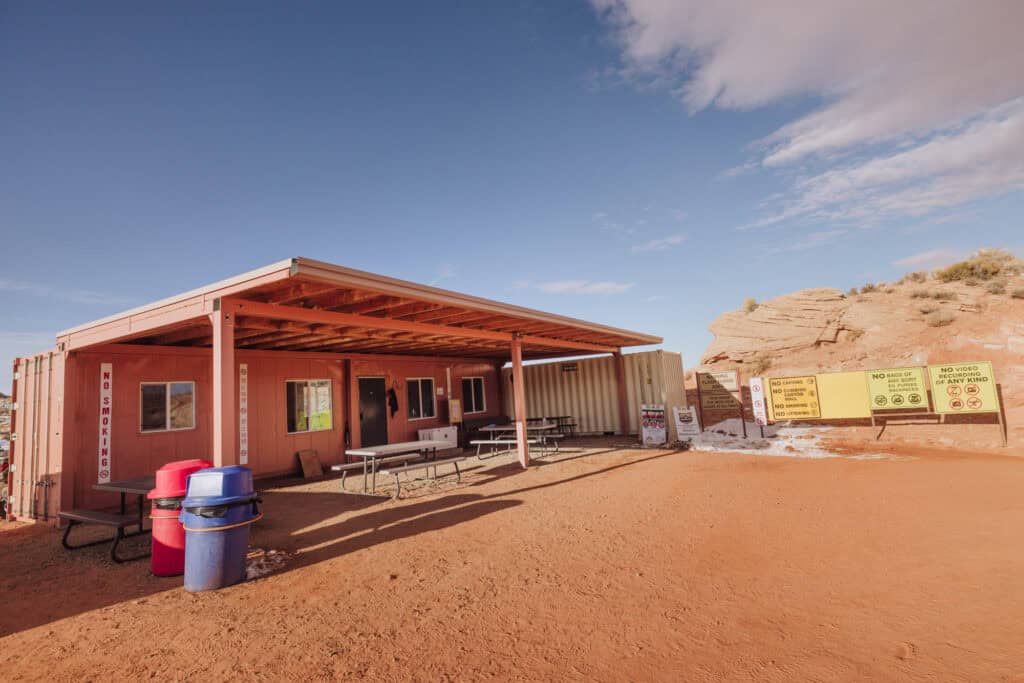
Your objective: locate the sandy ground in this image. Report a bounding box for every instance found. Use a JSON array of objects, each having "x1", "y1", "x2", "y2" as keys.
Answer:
[{"x1": 2, "y1": 438, "x2": 1024, "y2": 681}]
